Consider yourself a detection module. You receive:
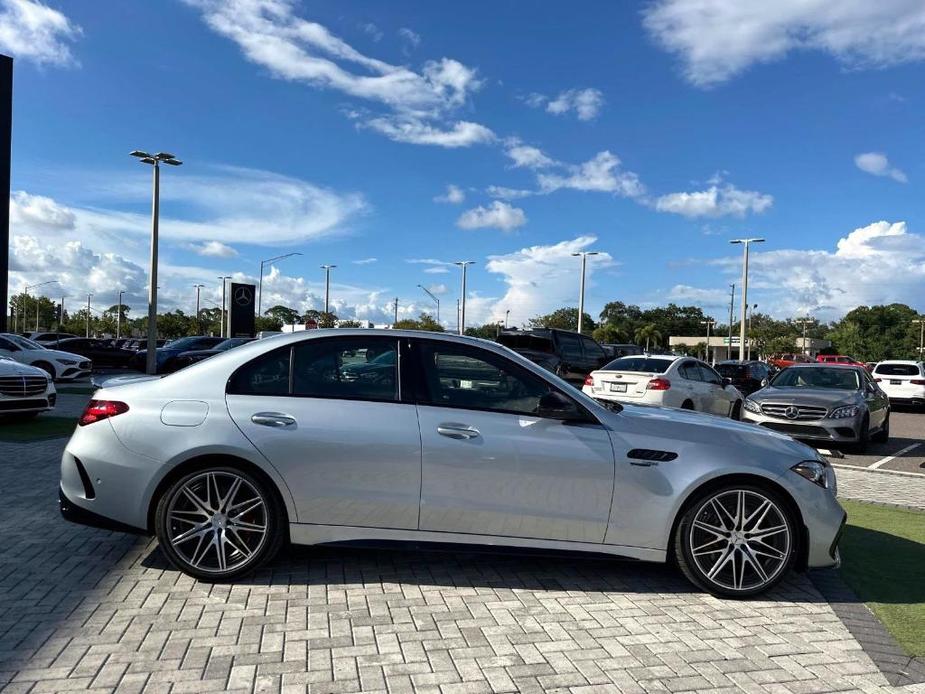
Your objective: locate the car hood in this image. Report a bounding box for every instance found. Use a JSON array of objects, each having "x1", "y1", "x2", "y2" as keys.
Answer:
[
  {"x1": 35, "y1": 348, "x2": 88, "y2": 362},
  {"x1": 602, "y1": 401, "x2": 818, "y2": 462},
  {"x1": 747, "y1": 387, "x2": 859, "y2": 408},
  {"x1": 0, "y1": 359, "x2": 48, "y2": 377}
]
